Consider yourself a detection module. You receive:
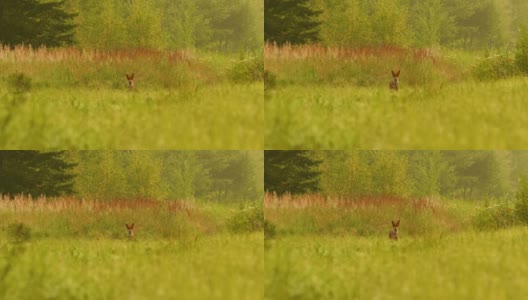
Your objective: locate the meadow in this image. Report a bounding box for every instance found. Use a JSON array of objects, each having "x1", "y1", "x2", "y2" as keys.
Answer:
[
  {"x1": 264, "y1": 44, "x2": 528, "y2": 149},
  {"x1": 0, "y1": 46, "x2": 263, "y2": 149},
  {"x1": 0, "y1": 195, "x2": 264, "y2": 300},
  {"x1": 264, "y1": 193, "x2": 526, "y2": 299}
]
